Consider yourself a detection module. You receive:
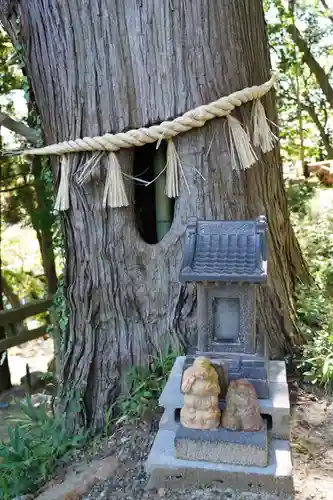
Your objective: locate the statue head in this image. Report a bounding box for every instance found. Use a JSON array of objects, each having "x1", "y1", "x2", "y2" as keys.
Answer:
[
  {"x1": 226, "y1": 379, "x2": 258, "y2": 408},
  {"x1": 193, "y1": 356, "x2": 211, "y2": 369}
]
